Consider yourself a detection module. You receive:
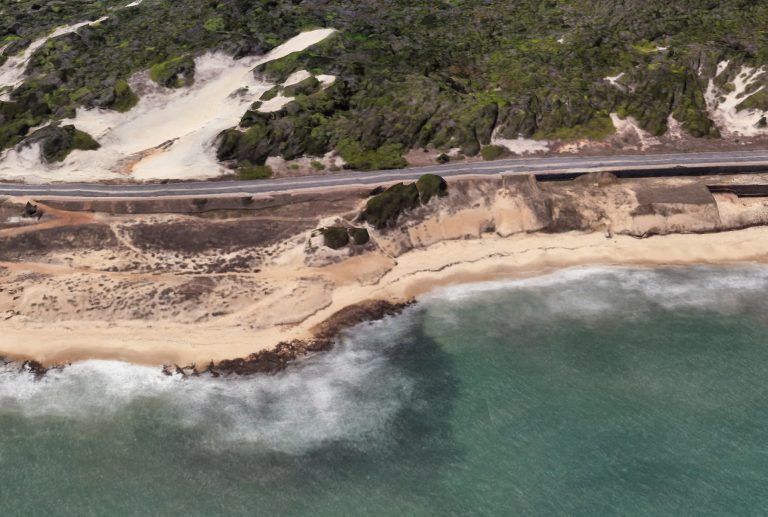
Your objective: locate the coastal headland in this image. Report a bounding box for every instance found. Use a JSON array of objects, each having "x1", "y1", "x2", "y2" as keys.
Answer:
[{"x1": 3, "y1": 170, "x2": 768, "y2": 372}]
